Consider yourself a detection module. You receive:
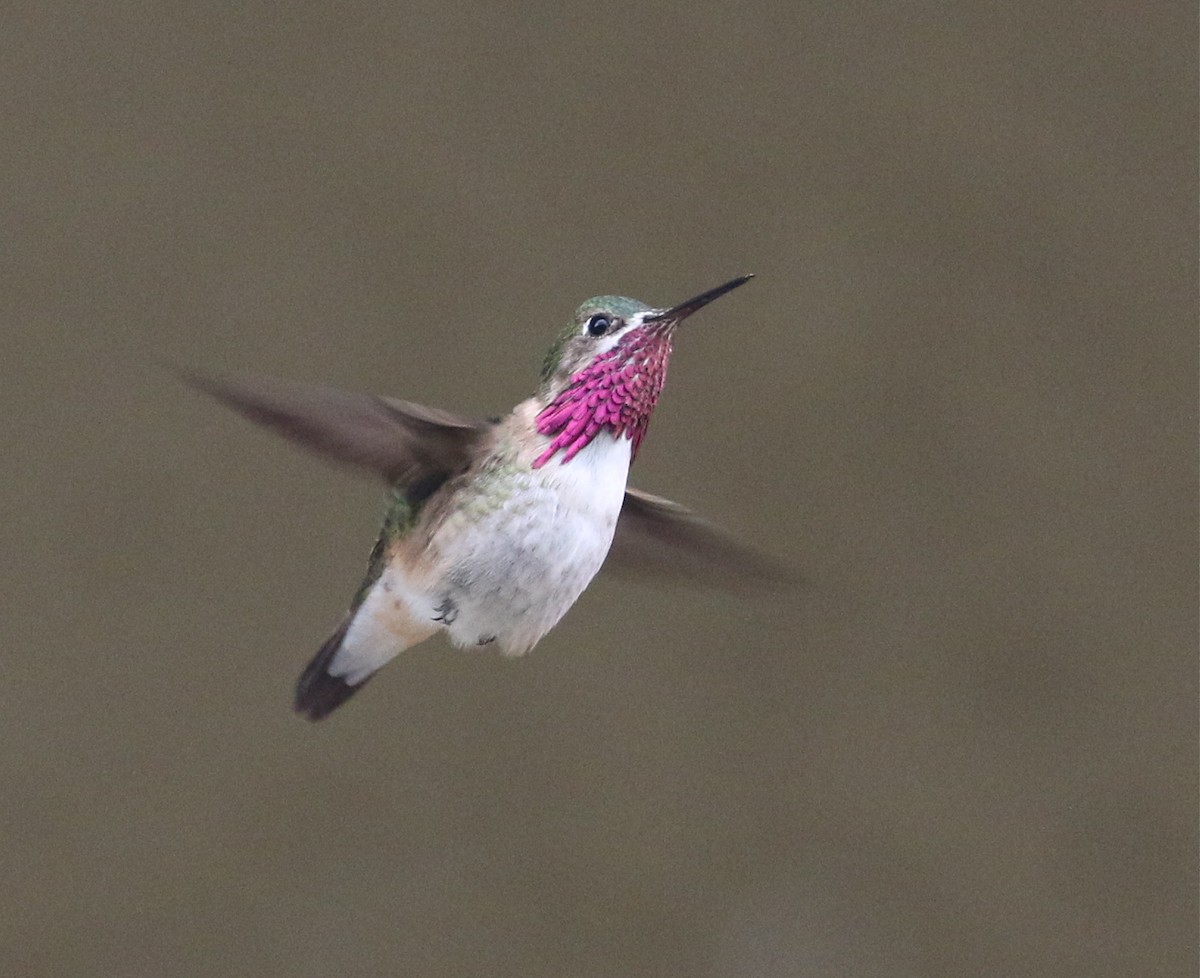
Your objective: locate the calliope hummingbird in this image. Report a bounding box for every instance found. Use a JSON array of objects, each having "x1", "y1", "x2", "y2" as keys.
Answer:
[{"x1": 187, "y1": 275, "x2": 789, "y2": 720}]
